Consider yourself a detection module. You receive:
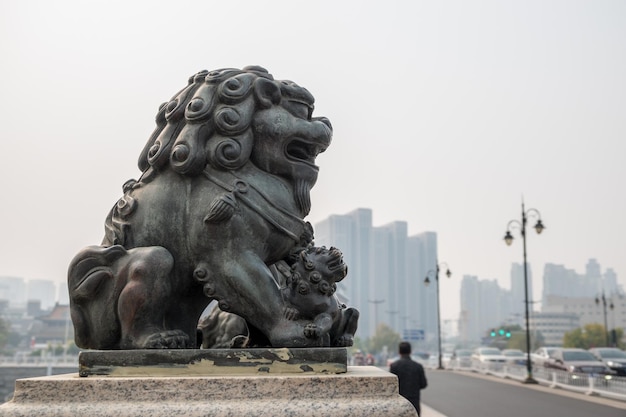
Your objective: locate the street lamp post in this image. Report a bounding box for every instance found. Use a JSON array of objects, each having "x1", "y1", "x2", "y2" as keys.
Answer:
[
  {"x1": 504, "y1": 200, "x2": 545, "y2": 385},
  {"x1": 595, "y1": 292, "x2": 614, "y2": 346},
  {"x1": 368, "y1": 299, "x2": 385, "y2": 333},
  {"x1": 424, "y1": 261, "x2": 451, "y2": 370}
]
